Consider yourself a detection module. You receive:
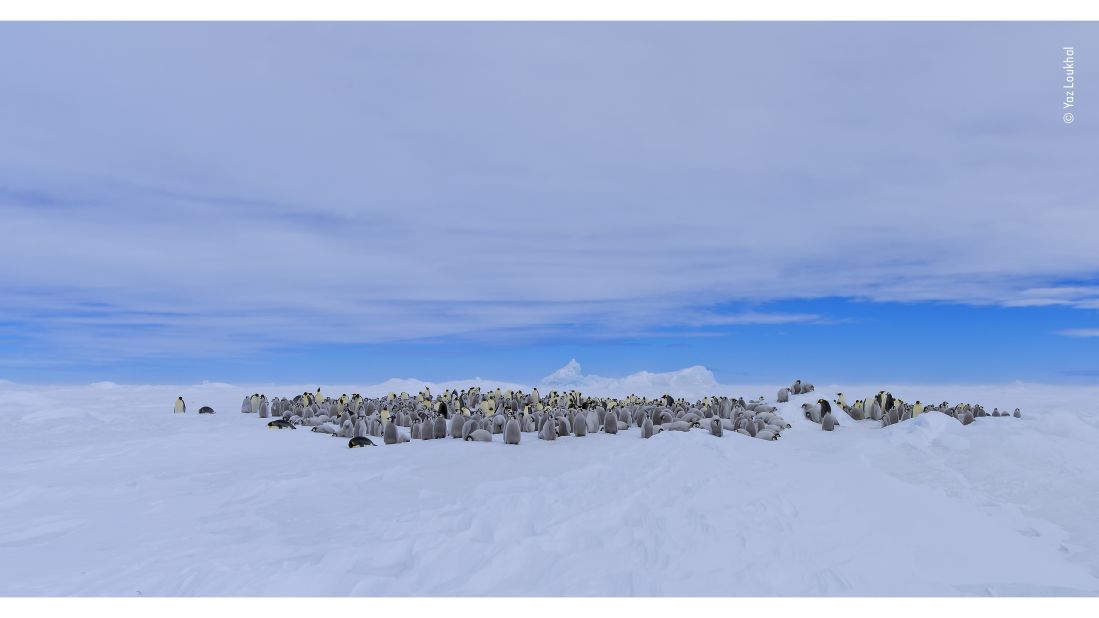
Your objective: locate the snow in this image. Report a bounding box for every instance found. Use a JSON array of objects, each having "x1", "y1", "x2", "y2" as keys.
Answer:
[{"x1": 2, "y1": 375, "x2": 1099, "y2": 596}]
